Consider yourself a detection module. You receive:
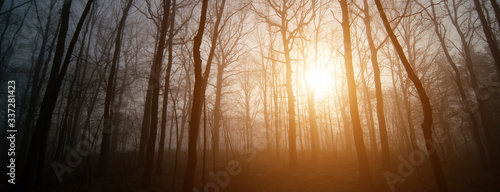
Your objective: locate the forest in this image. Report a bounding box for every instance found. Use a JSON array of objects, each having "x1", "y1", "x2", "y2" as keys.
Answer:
[{"x1": 0, "y1": 0, "x2": 500, "y2": 191}]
